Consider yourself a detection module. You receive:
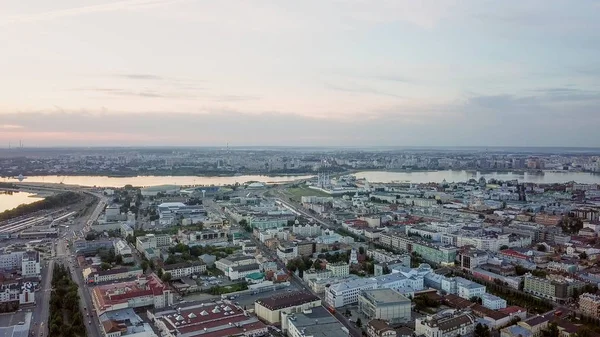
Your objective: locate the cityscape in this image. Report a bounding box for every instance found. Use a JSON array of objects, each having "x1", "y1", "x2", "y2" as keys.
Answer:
[
  {"x1": 1, "y1": 147, "x2": 600, "y2": 337},
  {"x1": 2, "y1": 1, "x2": 600, "y2": 337}
]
